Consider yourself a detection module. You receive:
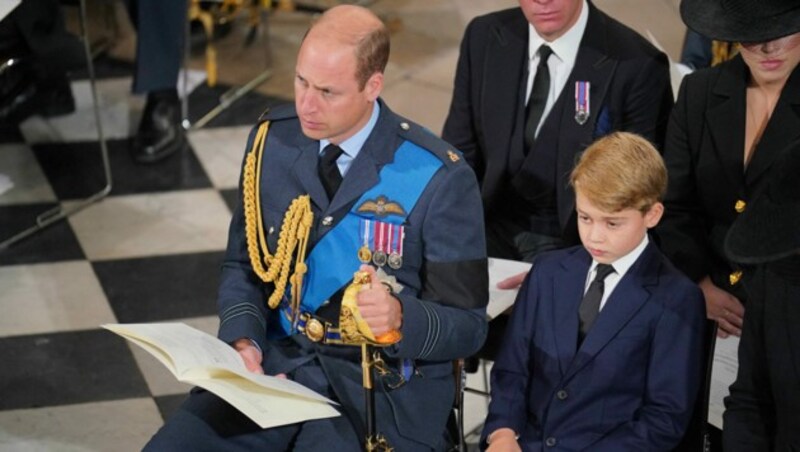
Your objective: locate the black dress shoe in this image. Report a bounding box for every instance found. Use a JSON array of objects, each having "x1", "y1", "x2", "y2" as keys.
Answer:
[
  {"x1": 0, "y1": 60, "x2": 75, "y2": 124},
  {"x1": 131, "y1": 91, "x2": 185, "y2": 164}
]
